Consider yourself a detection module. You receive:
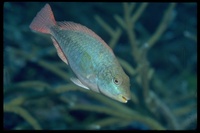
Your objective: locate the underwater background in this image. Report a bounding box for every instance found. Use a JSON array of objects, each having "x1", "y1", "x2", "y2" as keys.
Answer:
[{"x1": 3, "y1": 2, "x2": 197, "y2": 130}]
